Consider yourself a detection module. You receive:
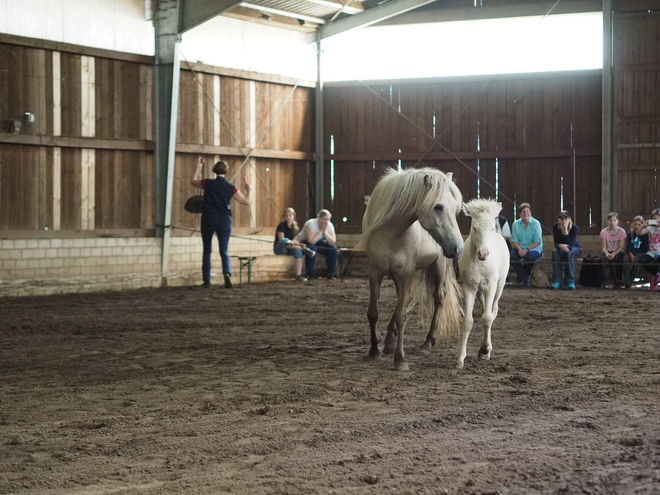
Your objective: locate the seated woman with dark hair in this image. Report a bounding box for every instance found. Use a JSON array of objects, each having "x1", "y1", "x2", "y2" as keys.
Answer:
[
  {"x1": 550, "y1": 210, "x2": 581, "y2": 290},
  {"x1": 621, "y1": 215, "x2": 648, "y2": 288},
  {"x1": 636, "y1": 208, "x2": 660, "y2": 291}
]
